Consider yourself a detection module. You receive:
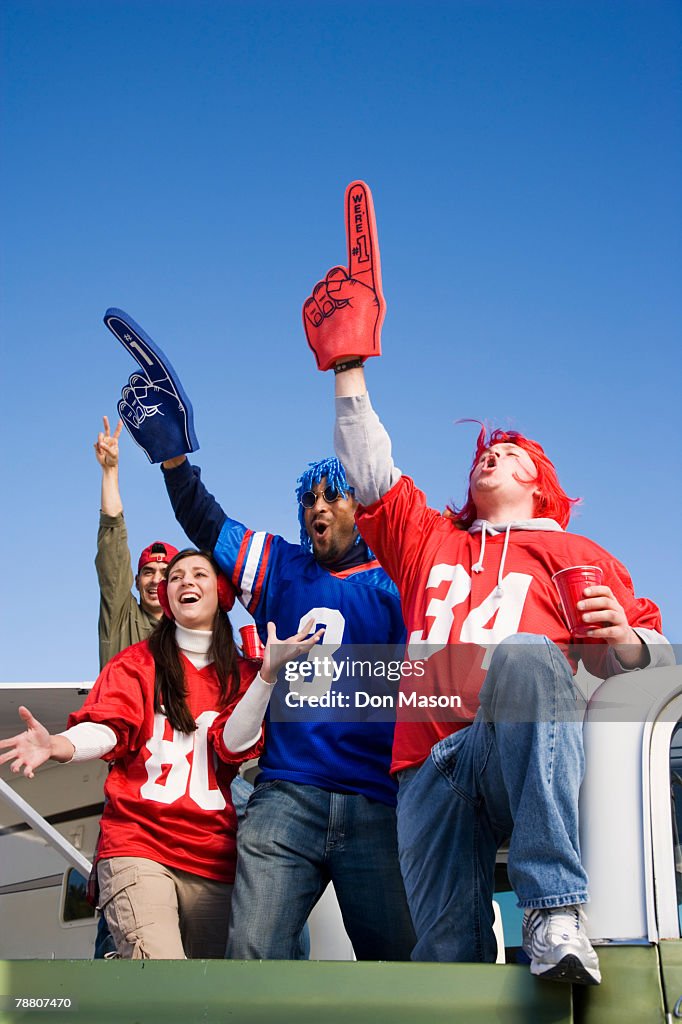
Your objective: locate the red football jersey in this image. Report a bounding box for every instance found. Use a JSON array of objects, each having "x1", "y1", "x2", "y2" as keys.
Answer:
[
  {"x1": 68, "y1": 642, "x2": 261, "y2": 882},
  {"x1": 357, "y1": 476, "x2": 664, "y2": 773}
]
